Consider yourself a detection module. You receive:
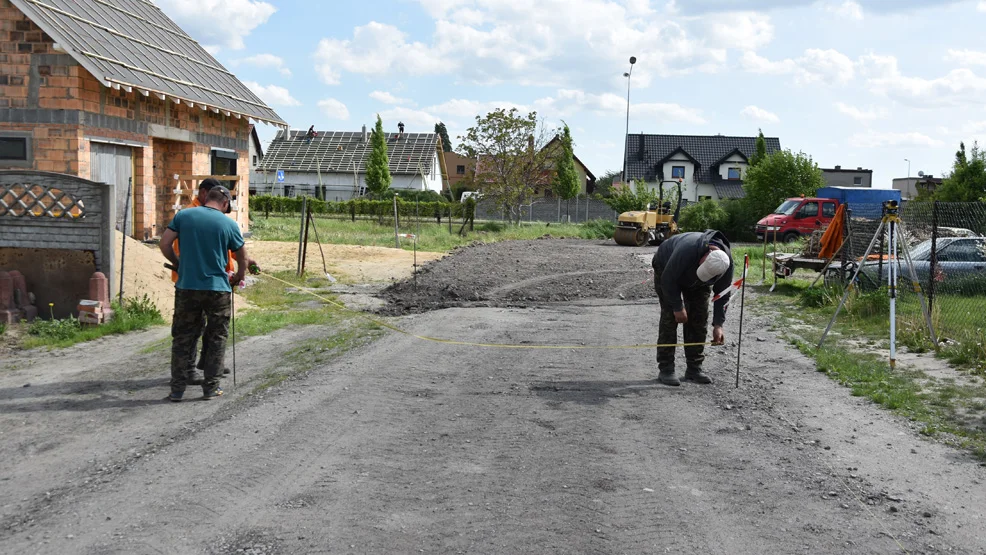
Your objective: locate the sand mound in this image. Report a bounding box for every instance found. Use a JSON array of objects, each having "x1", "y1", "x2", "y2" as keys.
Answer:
[{"x1": 113, "y1": 232, "x2": 253, "y2": 318}]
